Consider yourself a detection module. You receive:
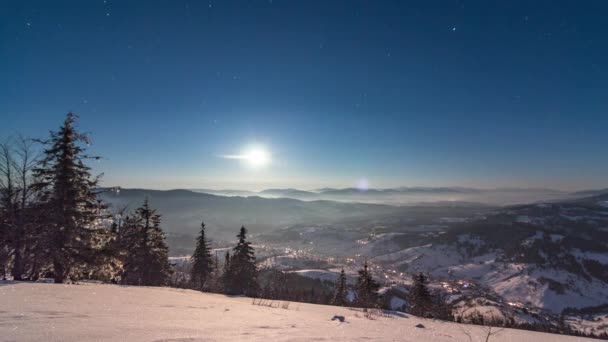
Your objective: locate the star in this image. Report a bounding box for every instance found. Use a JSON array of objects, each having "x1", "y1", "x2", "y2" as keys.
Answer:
[{"x1": 452, "y1": 27, "x2": 456, "y2": 31}]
